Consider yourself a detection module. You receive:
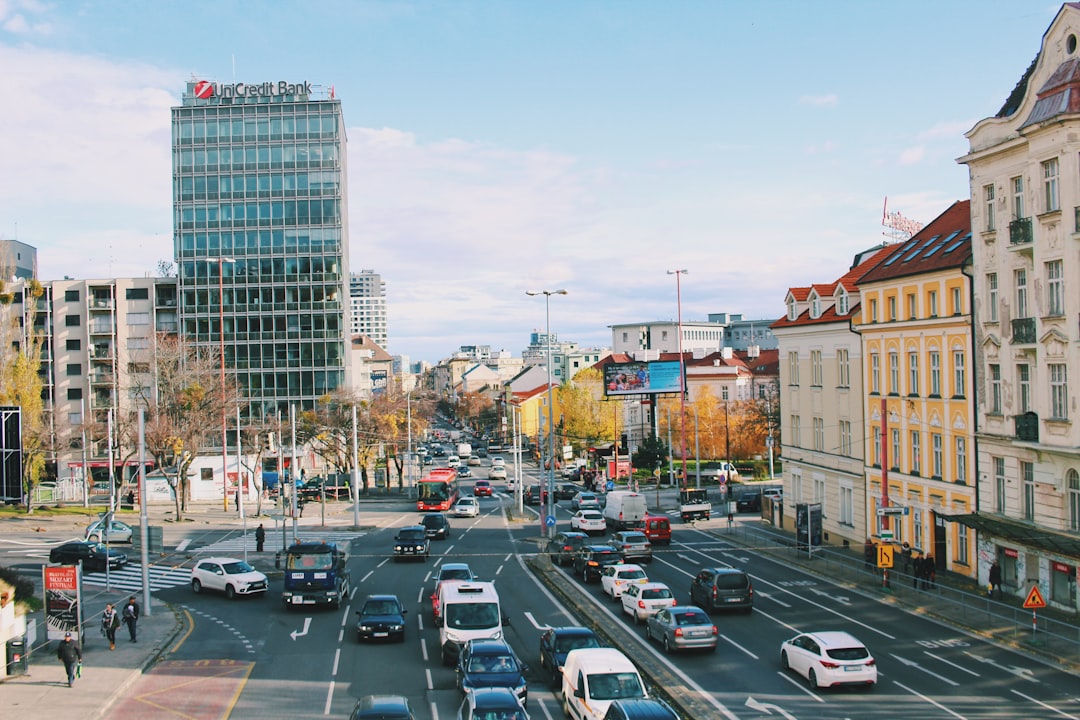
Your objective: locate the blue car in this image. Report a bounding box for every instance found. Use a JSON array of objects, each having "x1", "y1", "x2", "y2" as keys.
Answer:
[{"x1": 456, "y1": 639, "x2": 528, "y2": 706}]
